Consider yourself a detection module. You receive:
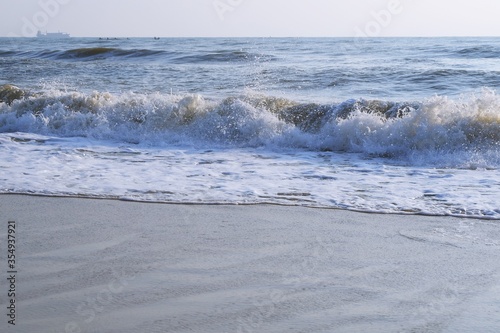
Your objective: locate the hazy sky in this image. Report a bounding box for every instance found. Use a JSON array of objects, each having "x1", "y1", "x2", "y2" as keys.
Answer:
[{"x1": 1, "y1": 0, "x2": 500, "y2": 37}]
